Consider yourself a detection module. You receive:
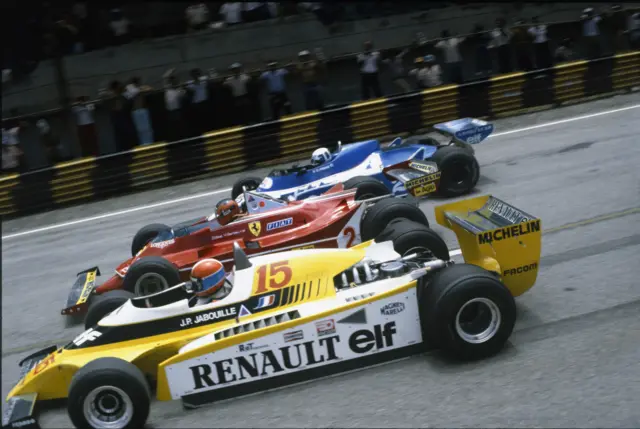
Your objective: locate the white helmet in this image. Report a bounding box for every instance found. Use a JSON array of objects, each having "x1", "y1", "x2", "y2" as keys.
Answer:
[{"x1": 311, "y1": 148, "x2": 331, "y2": 166}]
